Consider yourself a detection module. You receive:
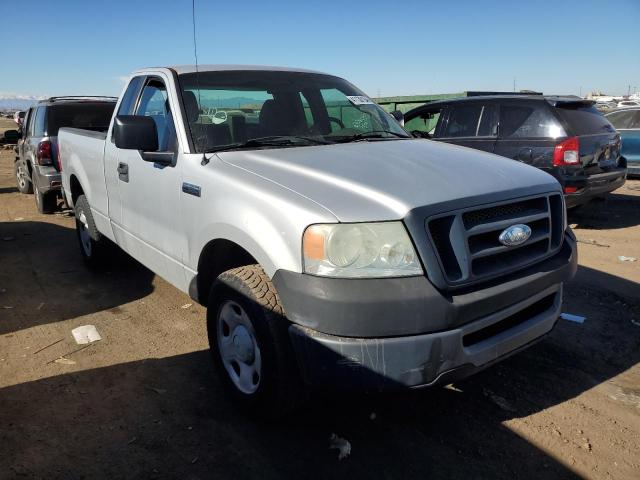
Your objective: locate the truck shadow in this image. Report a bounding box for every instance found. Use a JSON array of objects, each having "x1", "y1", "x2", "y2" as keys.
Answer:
[
  {"x1": 0, "y1": 221, "x2": 155, "y2": 335},
  {"x1": 1, "y1": 265, "x2": 638, "y2": 478},
  {"x1": 568, "y1": 191, "x2": 640, "y2": 230}
]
